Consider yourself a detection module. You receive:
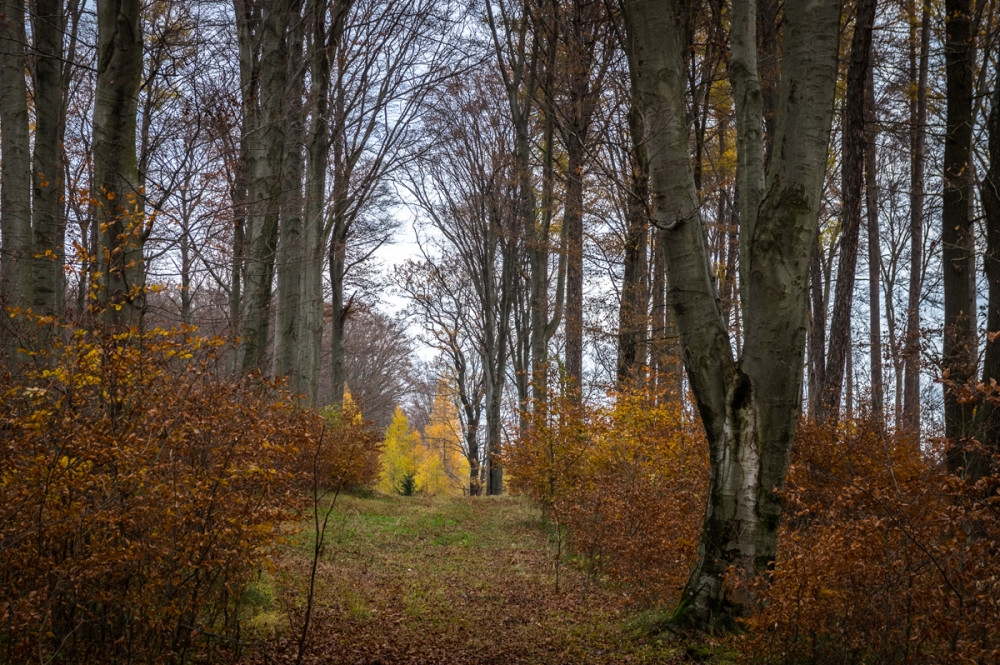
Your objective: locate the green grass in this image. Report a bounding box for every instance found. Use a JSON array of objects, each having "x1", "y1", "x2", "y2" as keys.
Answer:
[{"x1": 242, "y1": 493, "x2": 728, "y2": 664}]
